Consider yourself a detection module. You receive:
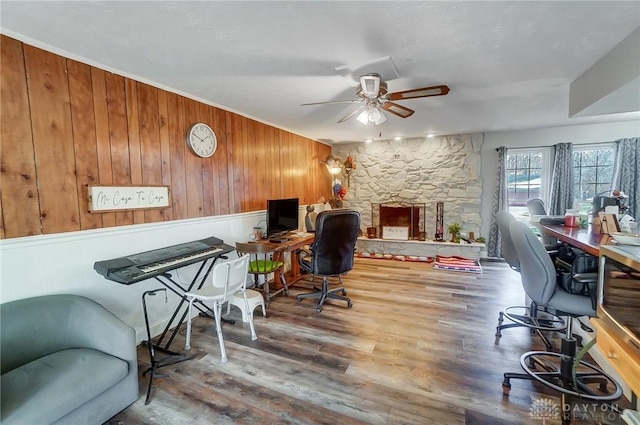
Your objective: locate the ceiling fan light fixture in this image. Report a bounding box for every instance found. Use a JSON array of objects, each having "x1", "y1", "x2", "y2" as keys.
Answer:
[
  {"x1": 368, "y1": 107, "x2": 381, "y2": 122},
  {"x1": 356, "y1": 109, "x2": 370, "y2": 125},
  {"x1": 372, "y1": 110, "x2": 386, "y2": 125}
]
